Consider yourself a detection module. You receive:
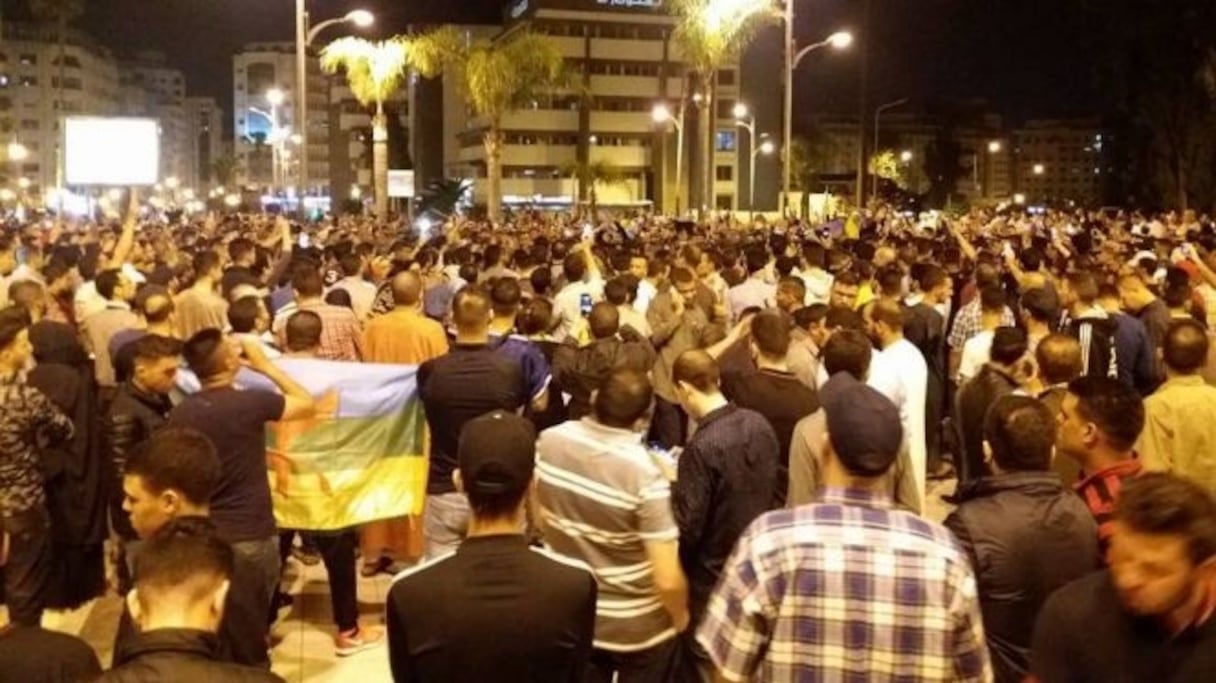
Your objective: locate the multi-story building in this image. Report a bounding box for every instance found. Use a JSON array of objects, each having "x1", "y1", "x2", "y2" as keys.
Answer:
[
  {"x1": 120, "y1": 51, "x2": 190, "y2": 185},
  {"x1": 185, "y1": 96, "x2": 224, "y2": 191},
  {"x1": 447, "y1": 0, "x2": 743, "y2": 213},
  {"x1": 232, "y1": 41, "x2": 330, "y2": 194},
  {"x1": 0, "y1": 22, "x2": 121, "y2": 195},
  {"x1": 1012, "y1": 118, "x2": 1104, "y2": 205}
]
